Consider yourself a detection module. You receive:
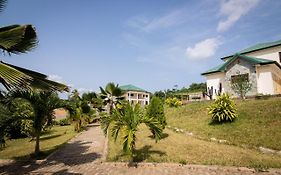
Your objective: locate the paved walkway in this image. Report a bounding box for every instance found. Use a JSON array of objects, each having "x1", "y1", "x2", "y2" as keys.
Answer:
[{"x1": 1, "y1": 124, "x2": 281, "y2": 175}]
